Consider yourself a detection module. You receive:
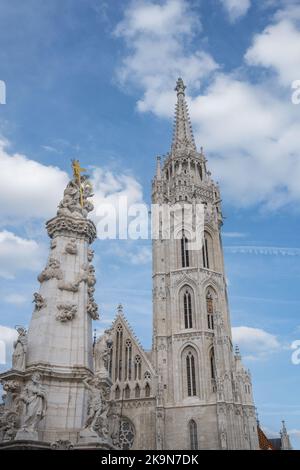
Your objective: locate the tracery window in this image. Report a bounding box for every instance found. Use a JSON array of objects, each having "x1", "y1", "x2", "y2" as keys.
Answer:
[
  {"x1": 115, "y1": 324, "x2": 123, "y2": 381},
  {"x1": 181, "y1": 232, "x2": 190, "y2": 268},
  {"x1": 183, "y1": 287, "x2": 193, "y2": 329},
  {"x1": 134, "y1": 355, "x2": 142, "y2": 380},
  {"x1": 185, "y1": 349, "x2": 197, "y2": 397},
  {"x1": 124, "y1": 339, "x2": 132, "y2": 381}
]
